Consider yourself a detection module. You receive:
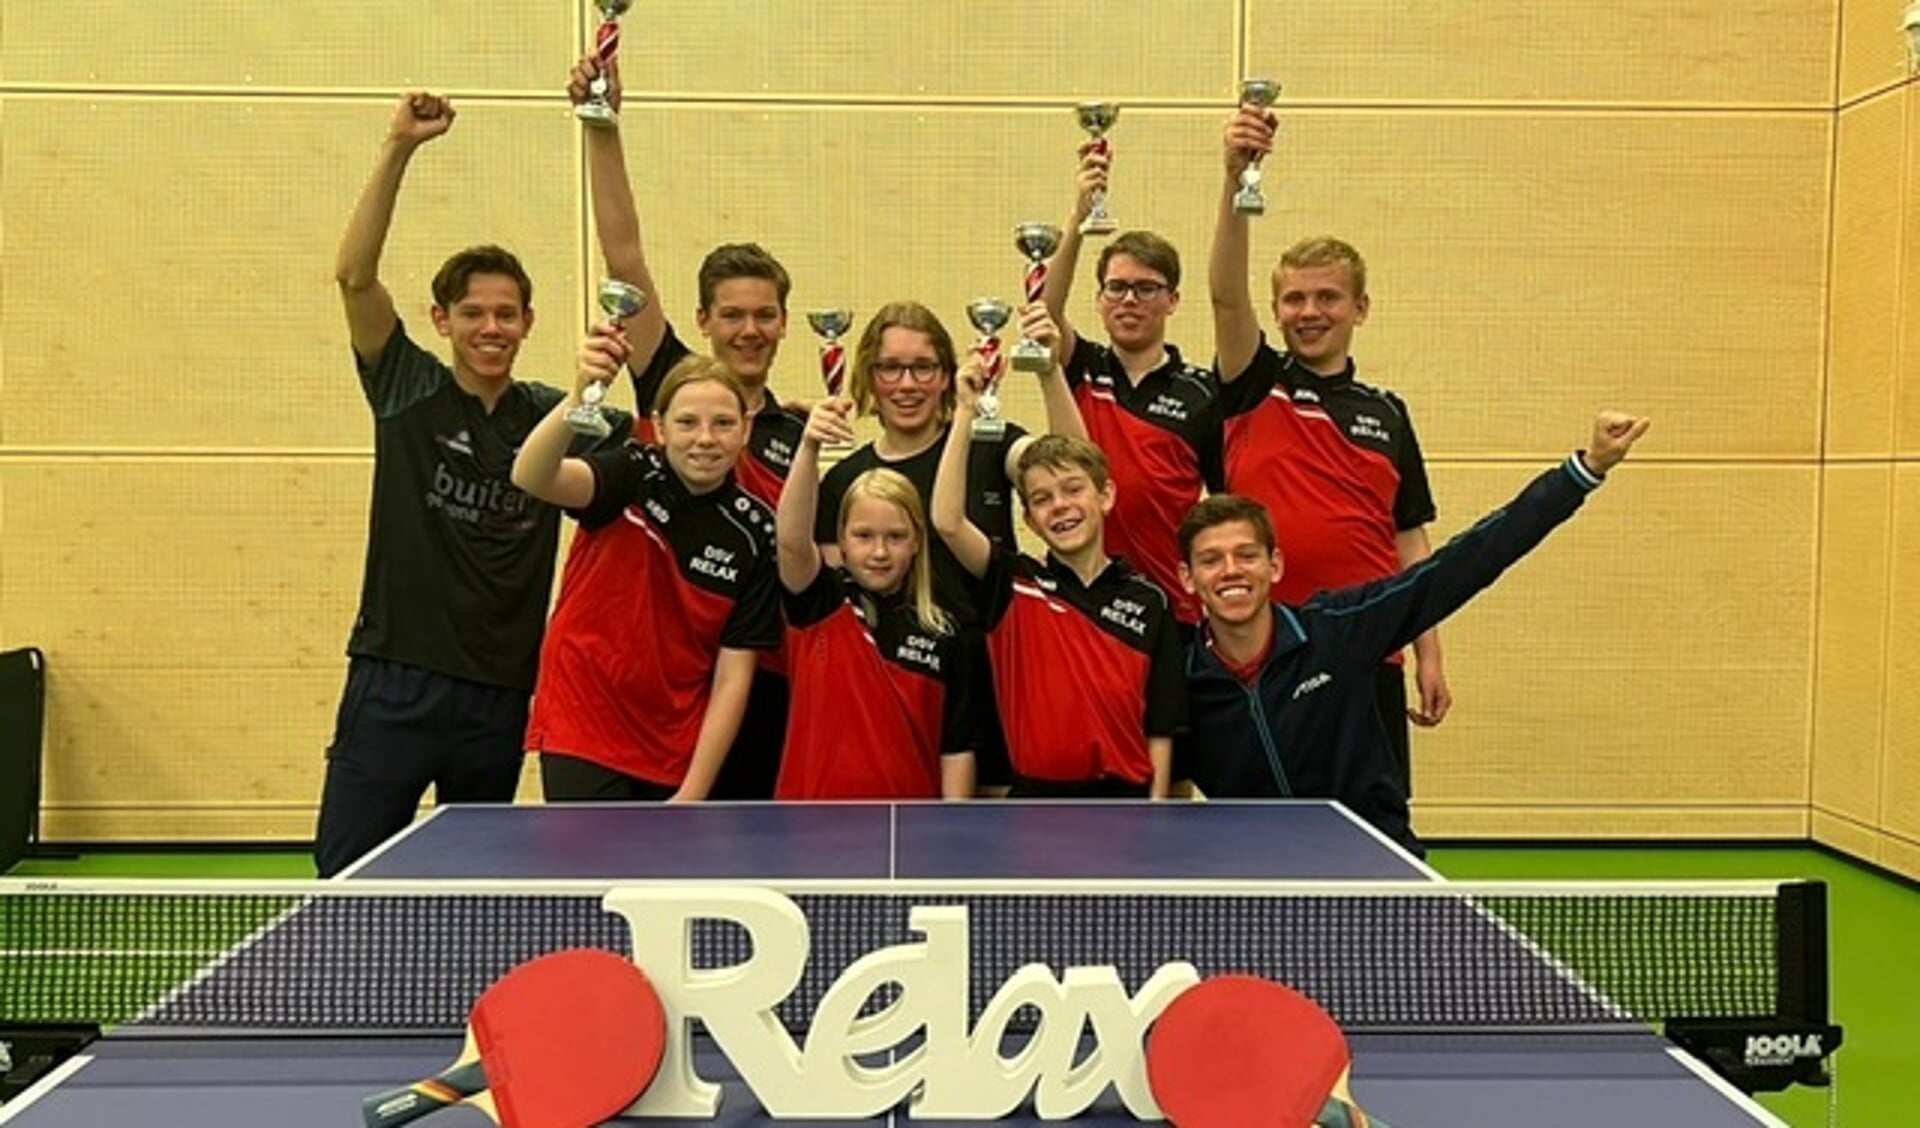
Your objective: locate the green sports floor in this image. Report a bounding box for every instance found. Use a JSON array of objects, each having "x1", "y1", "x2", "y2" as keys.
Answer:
[{"x1": 8, "y1": 843, "x2": 1916, "y2": 1126}]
